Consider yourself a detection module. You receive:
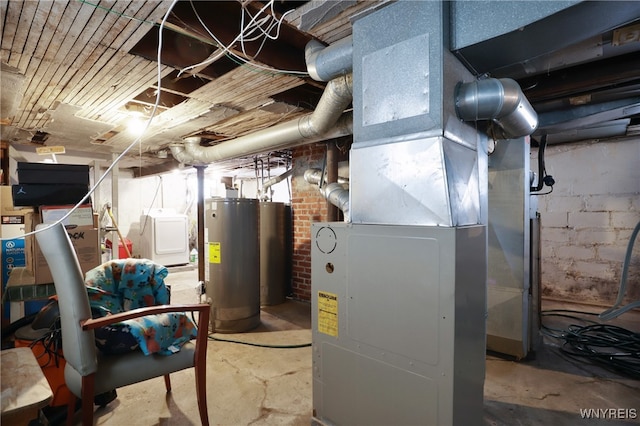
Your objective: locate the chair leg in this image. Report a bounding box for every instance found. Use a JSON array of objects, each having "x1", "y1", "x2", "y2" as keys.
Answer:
[
  {"x1": 81, "y1": 374, "x2": 96, "y2": 426},
  {"x1": 195, "y1": 360, "x2": 209, "y2": 426},
  {"x1": 164, "y1": 374, "x2": 171, "y2": 392},
  {"x1": 66, "y1": 393, "x2": 78, "y2": 426}
]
